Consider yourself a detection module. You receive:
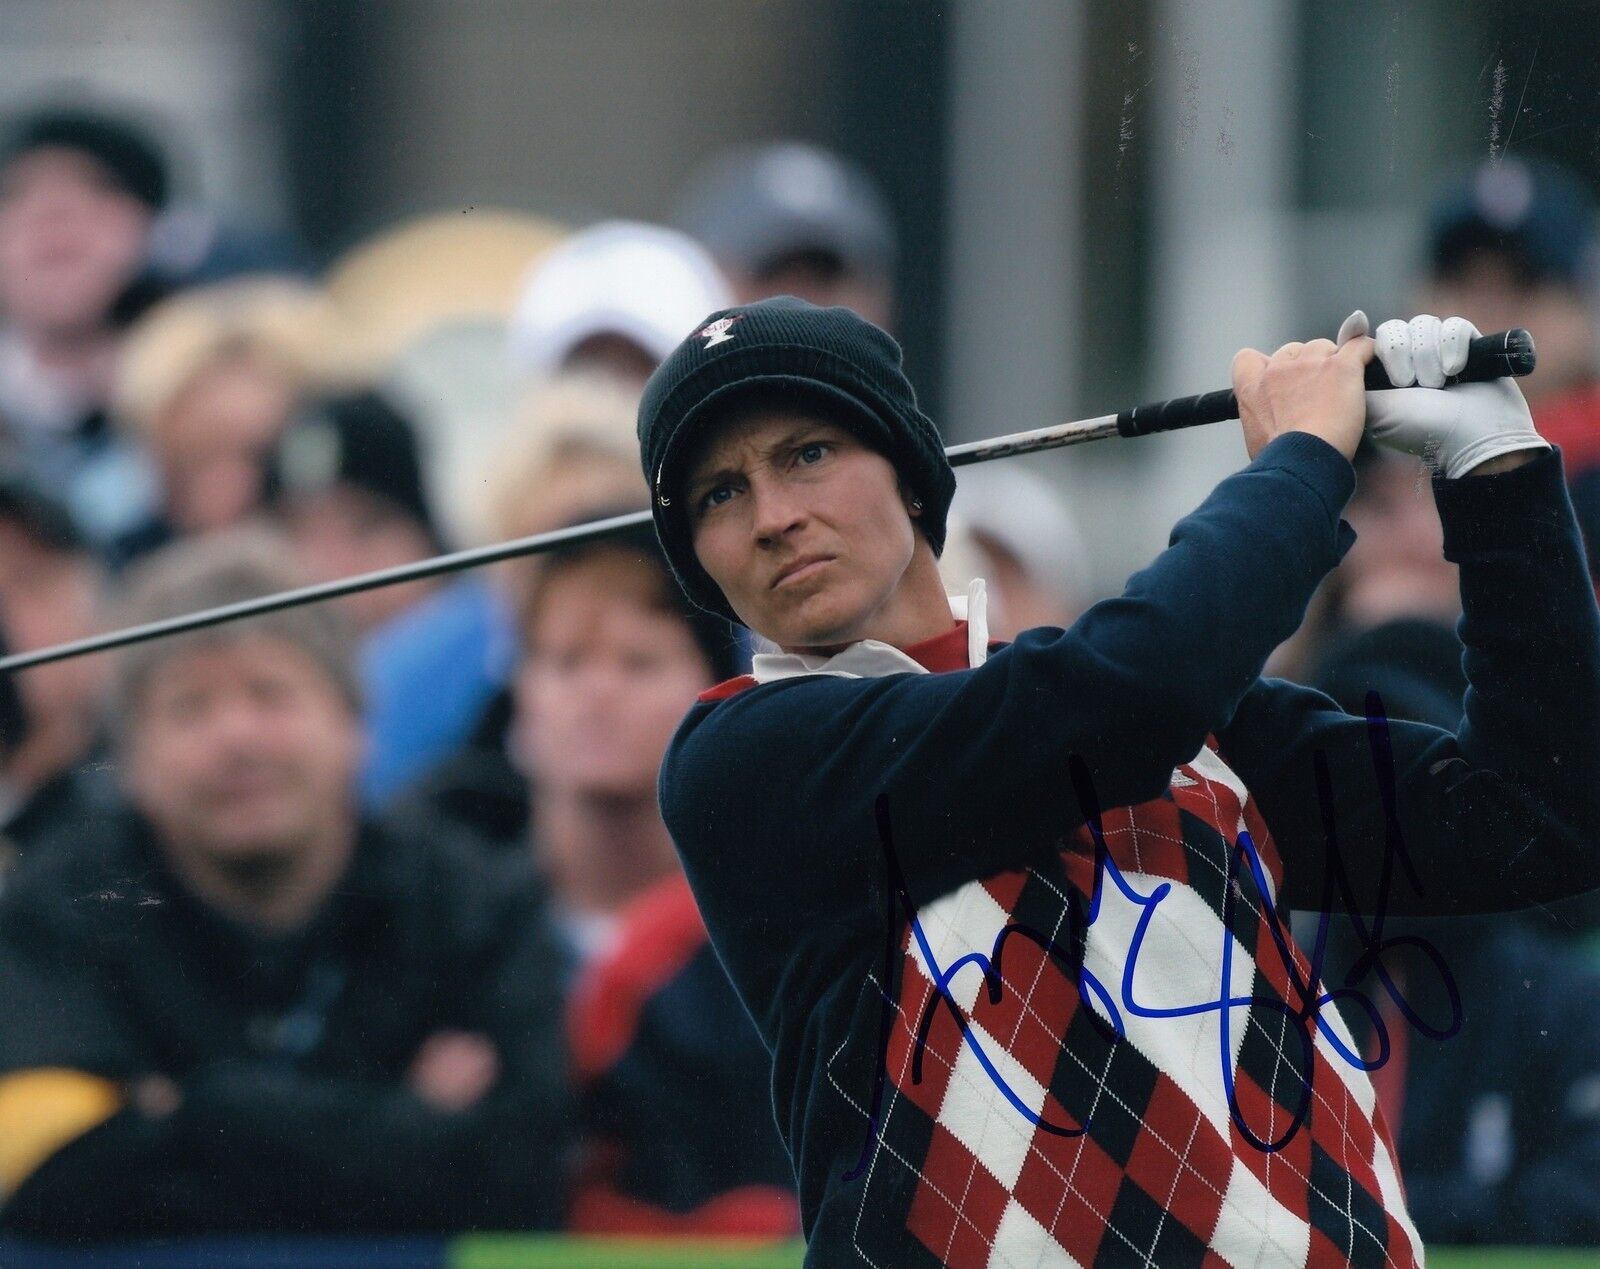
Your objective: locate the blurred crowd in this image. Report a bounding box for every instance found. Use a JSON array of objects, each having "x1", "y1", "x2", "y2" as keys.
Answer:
[{"x1": 0, "y1": 95, "x2": 1595, "y2": 1248}]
